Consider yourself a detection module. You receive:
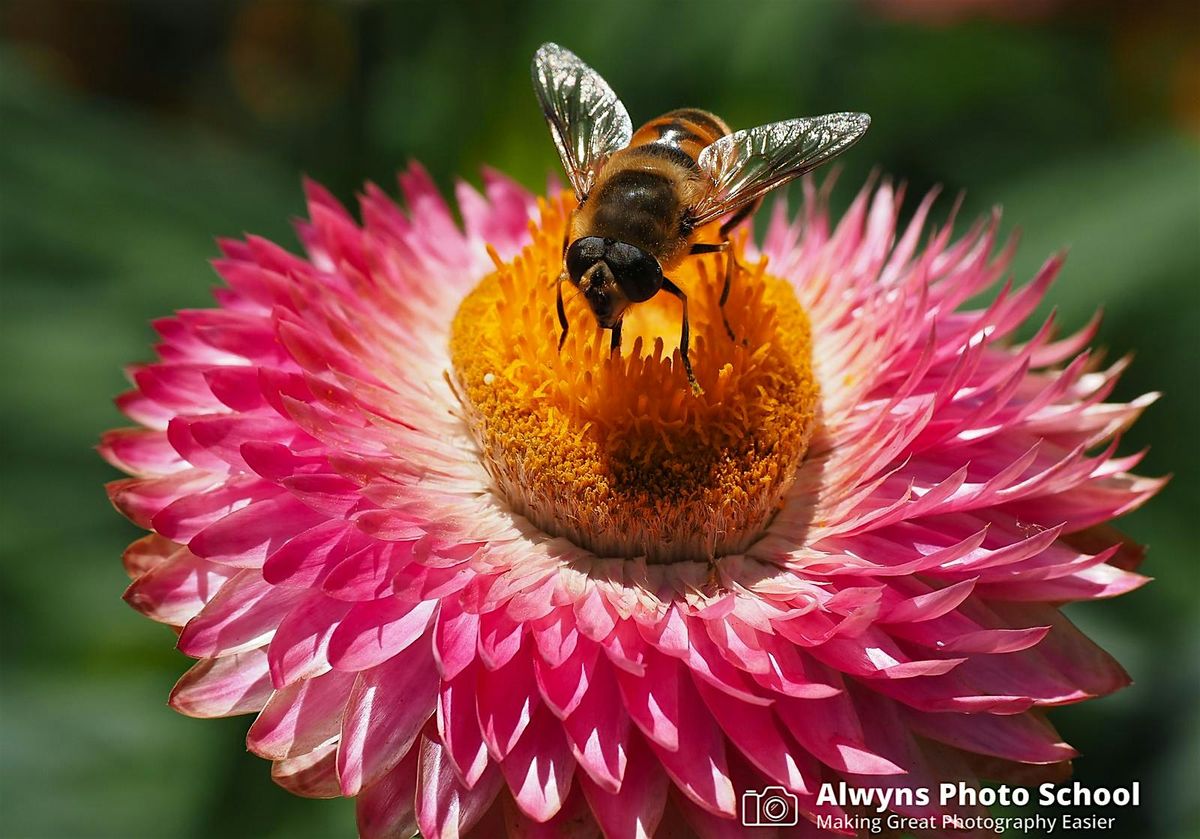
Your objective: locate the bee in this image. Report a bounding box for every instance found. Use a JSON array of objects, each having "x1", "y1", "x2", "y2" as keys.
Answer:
[{"x1": 532, "y1": 42, "x2": 870, "y2": 390}]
